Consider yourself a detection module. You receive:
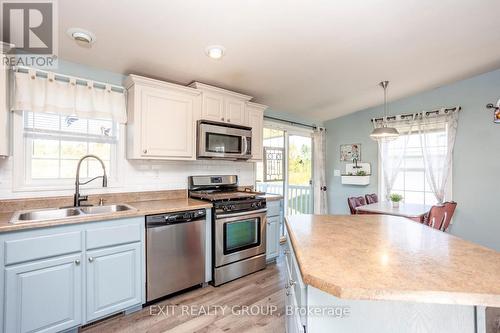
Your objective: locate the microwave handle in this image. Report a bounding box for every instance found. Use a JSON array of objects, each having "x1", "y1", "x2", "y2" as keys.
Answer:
[{"x1": 241, "y1": 136, "x2": 248, "y2": 155}]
